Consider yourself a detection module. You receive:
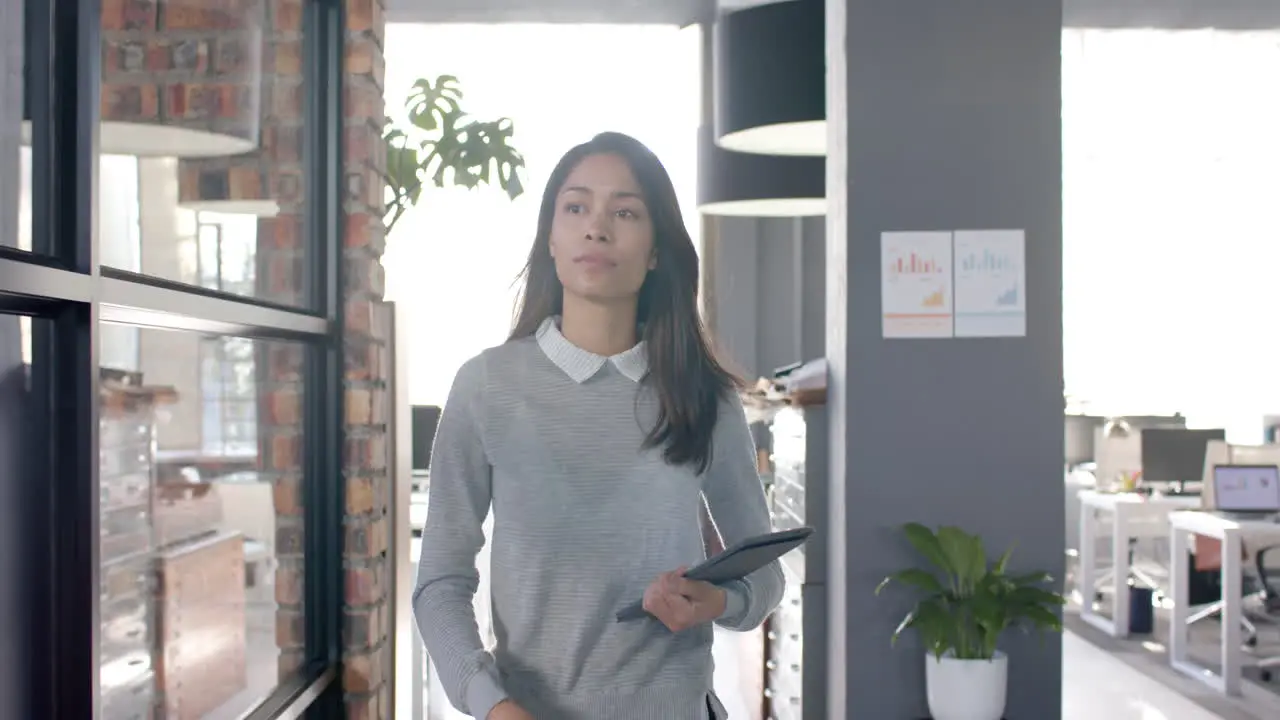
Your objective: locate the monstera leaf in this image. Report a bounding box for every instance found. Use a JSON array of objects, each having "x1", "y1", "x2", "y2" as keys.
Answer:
[{"x1": 382, "y1": 74, "x2": 526, "y2": 233}]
